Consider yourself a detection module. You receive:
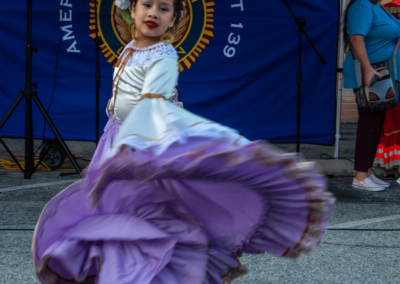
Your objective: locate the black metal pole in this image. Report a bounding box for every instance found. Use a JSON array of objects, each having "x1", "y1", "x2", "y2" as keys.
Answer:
[
  {"x1": 25, "y1": 97, "x2": 34, "y2": 178},
  {"x1": 296, "y1": 21, "x2": 304, "y2": 153},
  {"x1": 95, "y1": 62, "x2": 100, "y2": 146},
  {"x1": 282, "y1": 0, "x2": 326, "y2": 65},
  {"x1": 282, "y1": 0, "x2": 326, "y2": 154},
  {"x1": 95, "y1": 0, "x2": 100, "y2": 146},
  {"x1": 24, "y1": 0, "x2": 35, "y2": 178}
]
